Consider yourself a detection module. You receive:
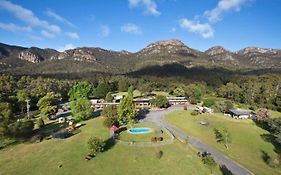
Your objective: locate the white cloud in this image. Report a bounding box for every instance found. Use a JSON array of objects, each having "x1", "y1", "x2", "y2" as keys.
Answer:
[
  {"x1": 41, "y1": 30, "x2": 55, "y2": 38},
  {"x1": 45, "y1": 9, "x2": 75, "y2": 27},
  {"x1": 0, "y1": 0, "x2": 61, "y2": 34},
  {"x1": 128, "y1": 0, "x2": 160, "y2": 16},
  {"x1": 65, "y1": 32, "x2": 79, "y2": 39},
  {"x1": 121, "y1": 23, "x2": 142, "y2": 35},
  {"x1": 179, "y1": 18, "x2": 214, "y2": 38},
  {"x1": 169, "y1": 27, "x2": 176, "y2": 33},
  {"x1": 99, "y1": 25, "x2": 110, "y2": 37},
  {"x1": 204, "y1": 0, "x2": 251, "y2": 22},
  {"x1": 0, "y1": 22, "x2": 32, "y2": 32},
  {"x1": 58, "y1": 43, "x2": 75, "y2": 52},
  {"x1": 29, "y1": 35, "x2": 43, "y2": 41}
]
